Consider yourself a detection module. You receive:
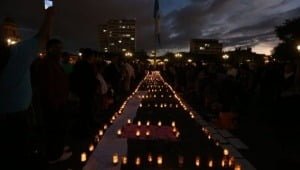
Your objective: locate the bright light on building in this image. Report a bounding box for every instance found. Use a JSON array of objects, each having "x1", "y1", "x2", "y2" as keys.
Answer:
[
  {"x1": 125, "y1": 52, "x2": 133, "y2": 57},
  {"x1": 175, "y1": 53, "x2": 183, "y2": 58},
  {"x1": 222, "y1": 54, "x2": 229, "y2": 60}
]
